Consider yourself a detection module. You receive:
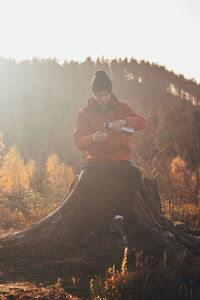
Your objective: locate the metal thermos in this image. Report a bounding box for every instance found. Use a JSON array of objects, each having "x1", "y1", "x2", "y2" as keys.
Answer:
[{"x1": 104, "y1": 122, "x2": 134, "y2": 136}]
